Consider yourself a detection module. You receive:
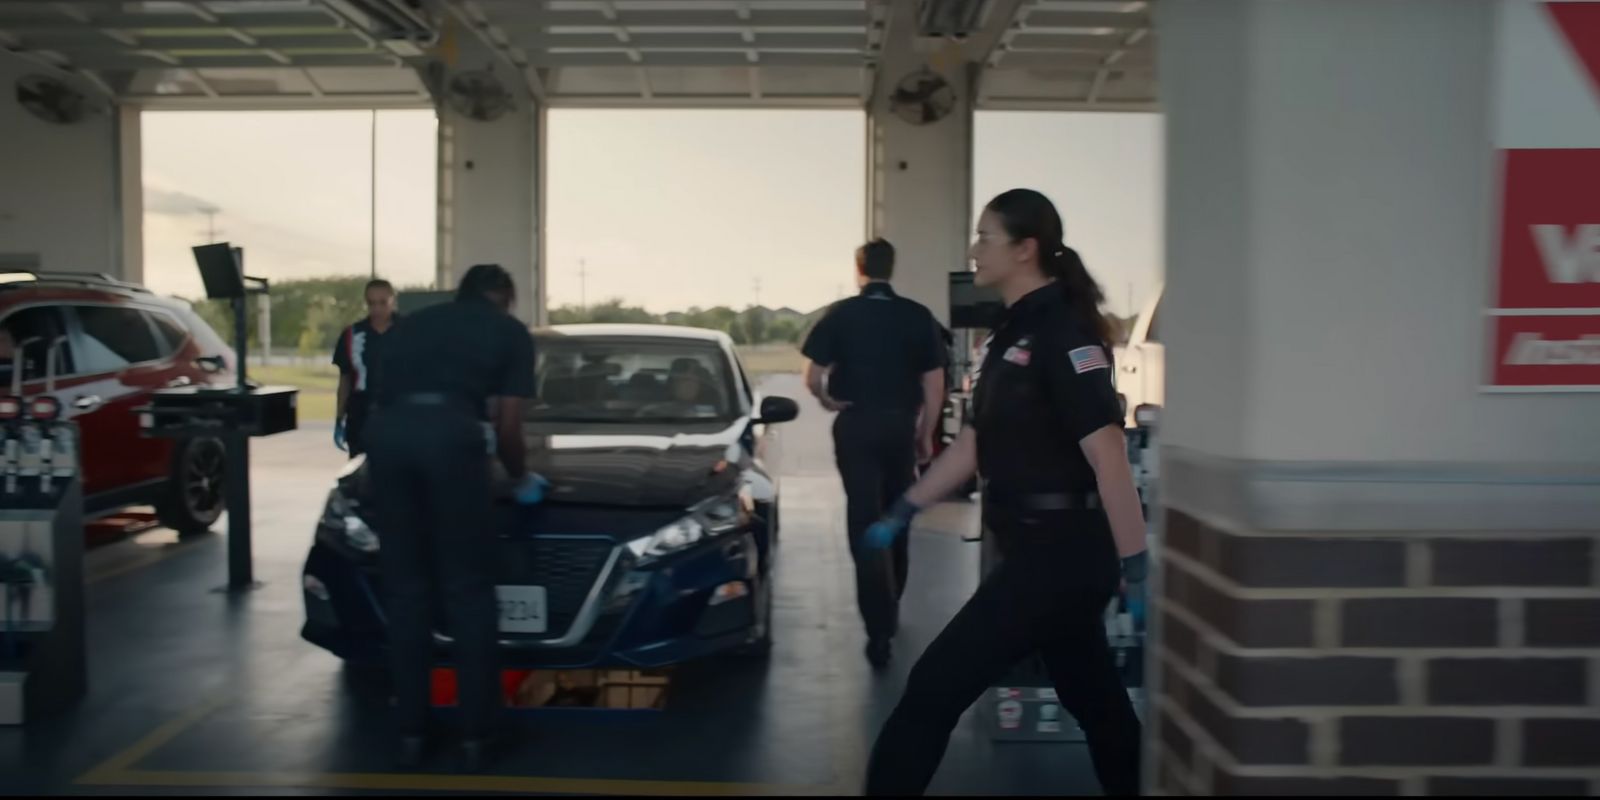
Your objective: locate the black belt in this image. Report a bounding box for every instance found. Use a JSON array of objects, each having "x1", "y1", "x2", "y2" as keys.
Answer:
[
  {"x1": 382, "y1": 392, "x2": 478, "y2": 414},
  {"x1": 984, "y1": 489, "x2": 1102, "y2": 511}
]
